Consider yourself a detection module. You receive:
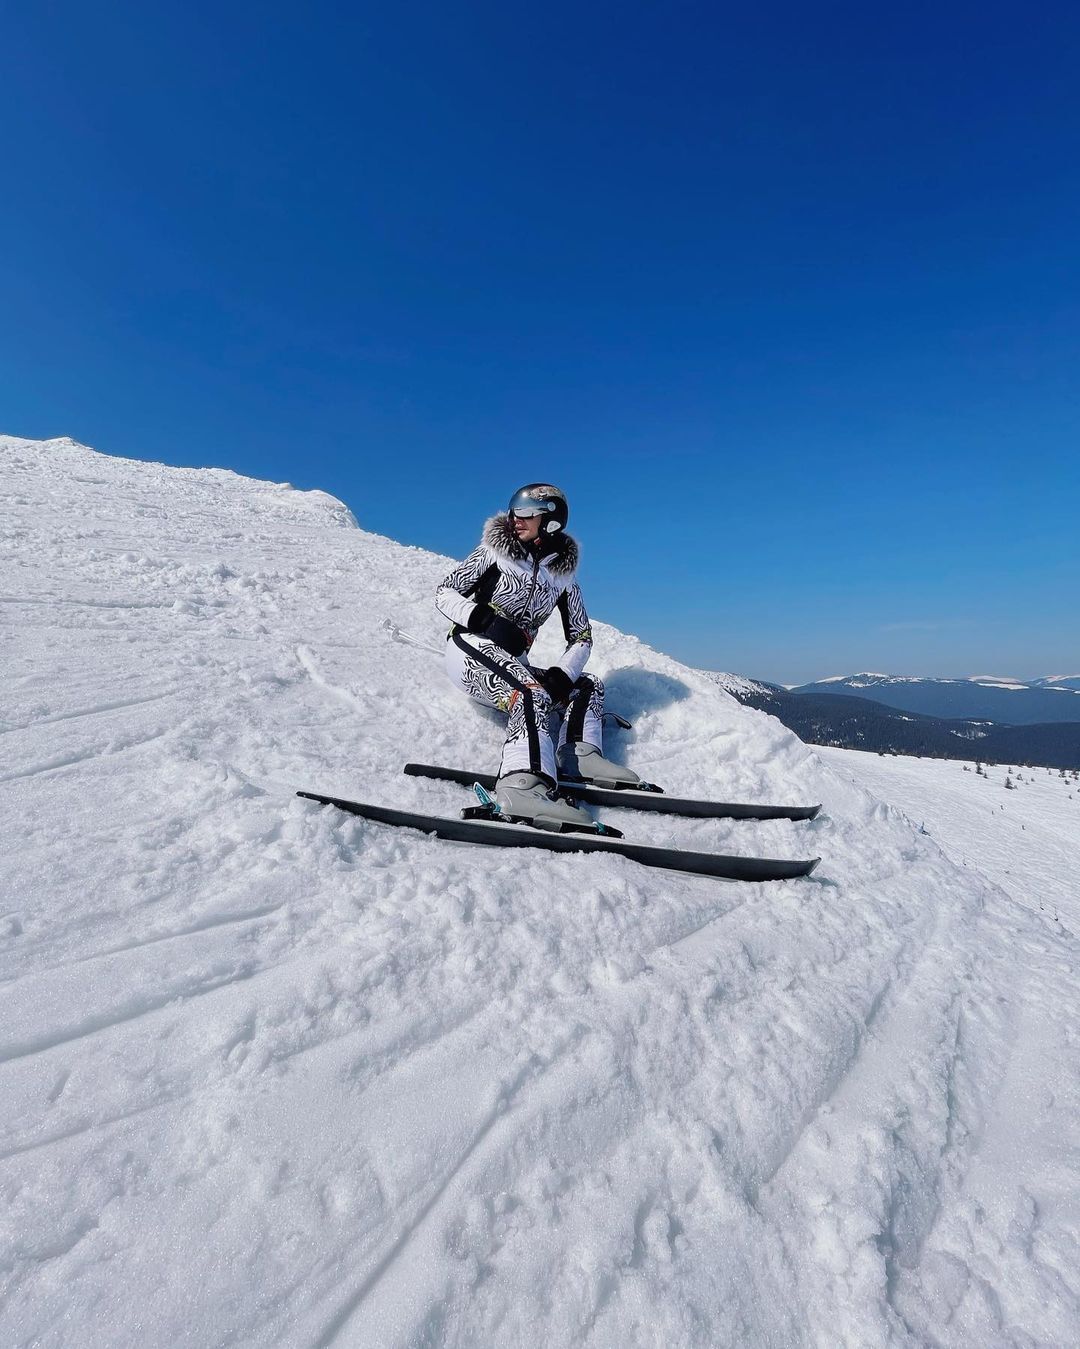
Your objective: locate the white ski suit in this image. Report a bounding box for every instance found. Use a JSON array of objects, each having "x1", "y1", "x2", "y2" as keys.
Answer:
[{"x1": 436, "y1": 515, "x2": 605, "y2": 783}]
